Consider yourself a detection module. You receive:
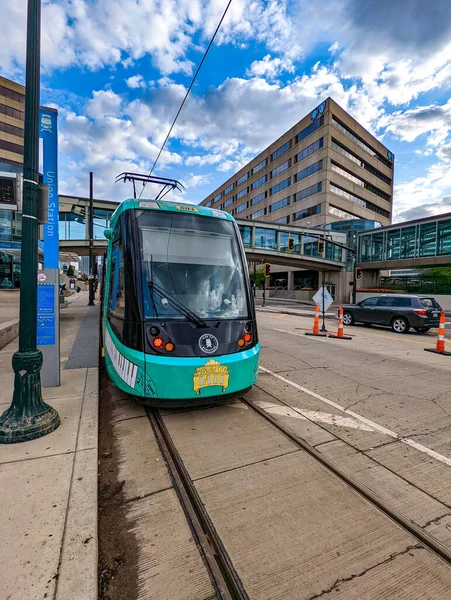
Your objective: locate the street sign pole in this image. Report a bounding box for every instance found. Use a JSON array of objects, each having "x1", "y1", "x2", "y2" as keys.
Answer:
[
  {"x1": 321, "y1": 272, "x2": 327, "y2": 332},
  {"x1": 88, "y1": 171, "x2": 95, "y2": 306},
  {"x1": 0, "y1": 0, "x2": 60, "y2": 443},
  {"x1": 39, "y1": 107, "x2": 60, "y2": 388}
]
